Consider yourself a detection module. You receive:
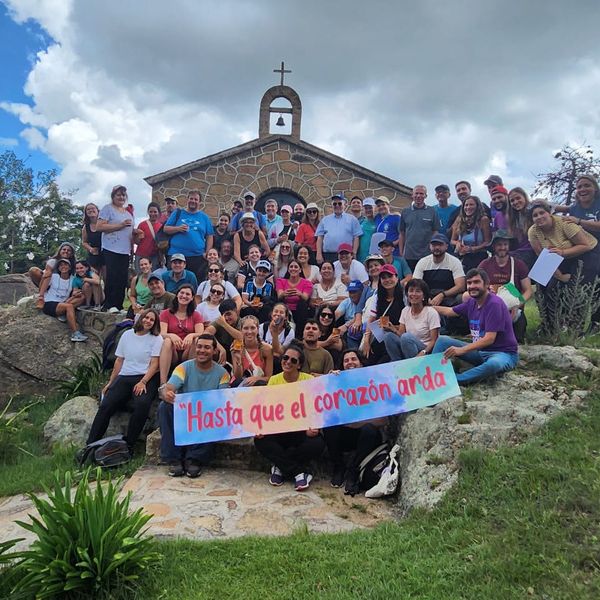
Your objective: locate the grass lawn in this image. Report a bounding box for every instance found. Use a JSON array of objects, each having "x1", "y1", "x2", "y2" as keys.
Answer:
[{"x1": 131, "y1": 385, "x2": 600, "y2": 600}]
